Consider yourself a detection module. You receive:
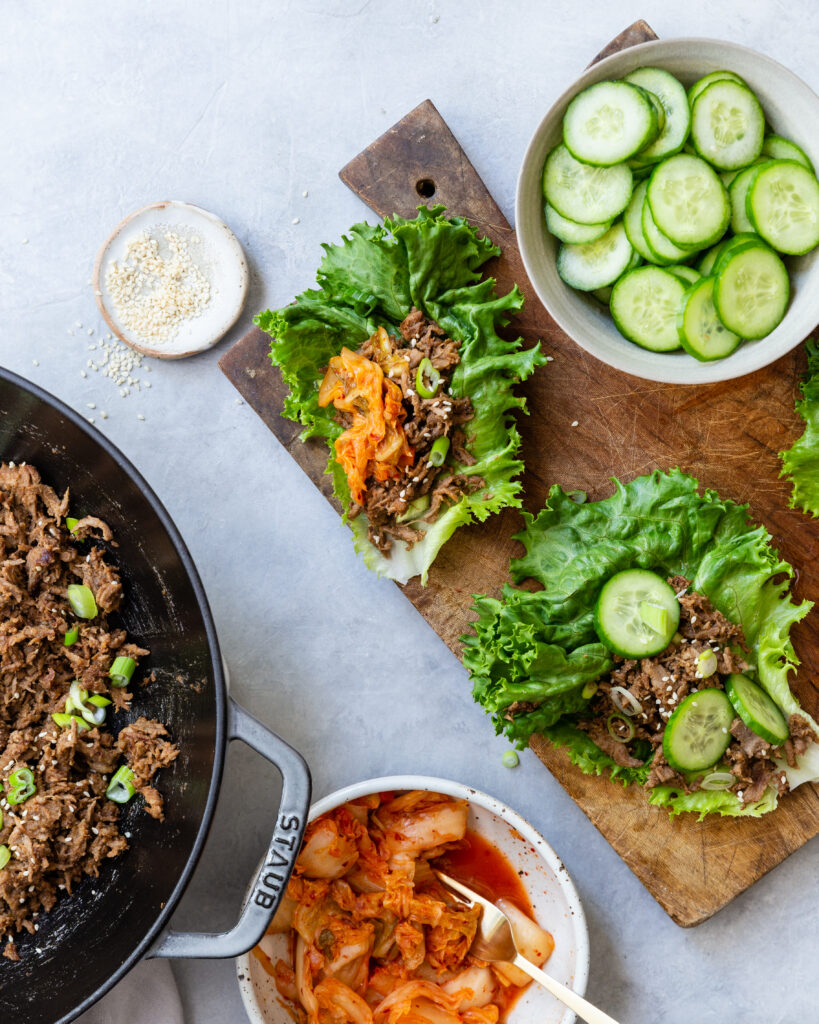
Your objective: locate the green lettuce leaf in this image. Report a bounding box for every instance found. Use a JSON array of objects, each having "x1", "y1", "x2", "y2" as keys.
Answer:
[
  {"x1": 256, "y1": 206, "x2": 545, "y2": 584},
  {"x1": 648, "y1": 784, "x2": 778, "y2": 820},
  {"x1": 780, "y1": 337, "x2": 819, "y2": 517},
  {"x1": 462, "y1": 469, "x2": 814, "y2": 816}
]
